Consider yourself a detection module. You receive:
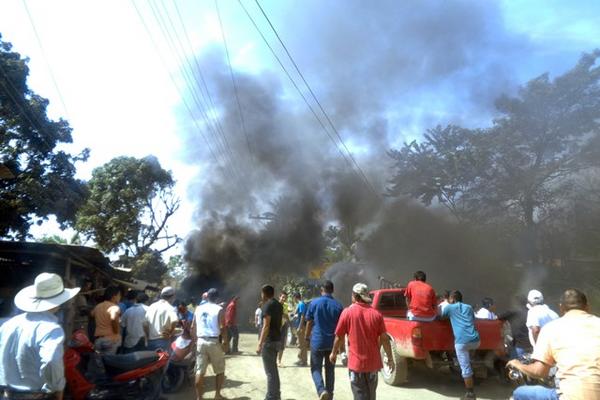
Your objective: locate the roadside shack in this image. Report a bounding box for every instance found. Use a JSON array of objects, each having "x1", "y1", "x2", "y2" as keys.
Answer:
[{"x1": 0, "y1": 241, "x2": 131, "y2": 335}]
